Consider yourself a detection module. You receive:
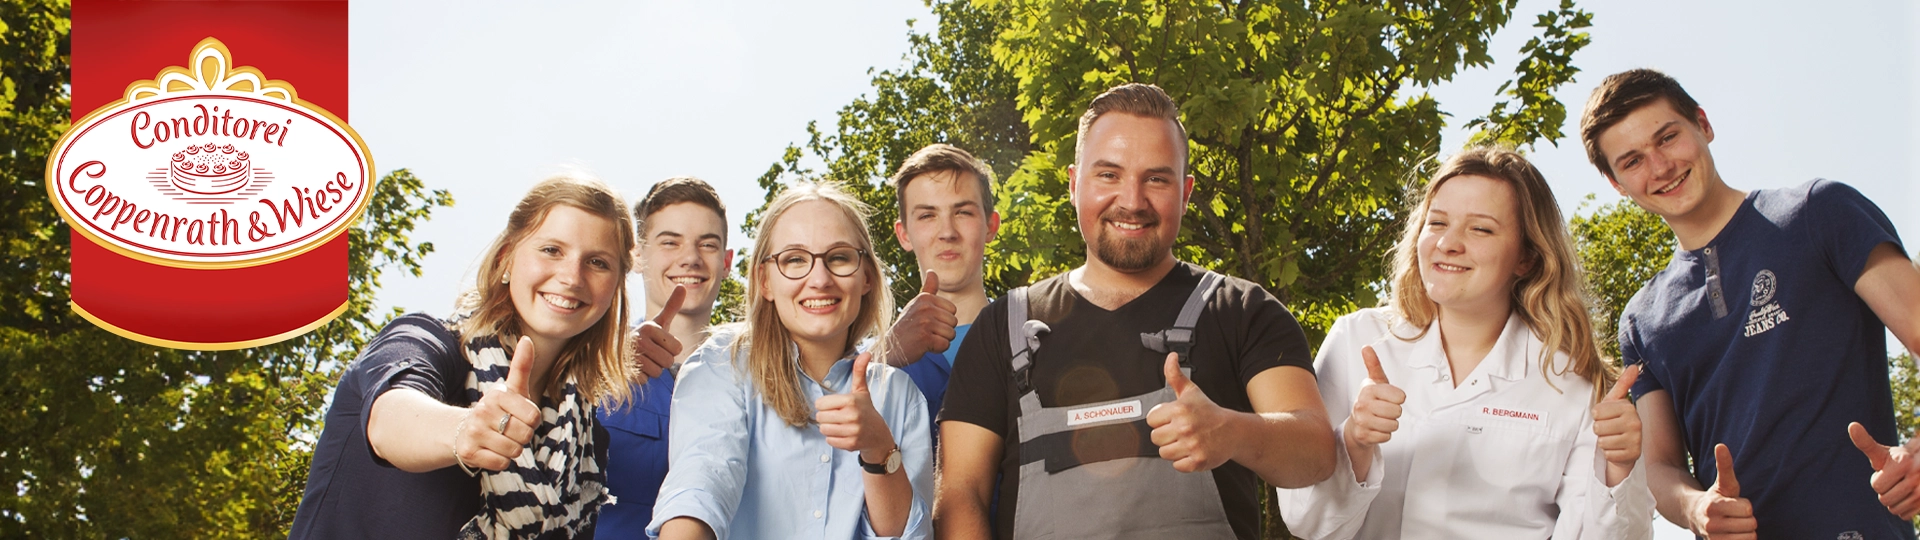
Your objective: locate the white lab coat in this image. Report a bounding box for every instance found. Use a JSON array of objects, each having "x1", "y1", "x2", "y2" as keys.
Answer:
[{"x1": 1278, "y1": 307, "x2": 1653, "y2": 540}]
